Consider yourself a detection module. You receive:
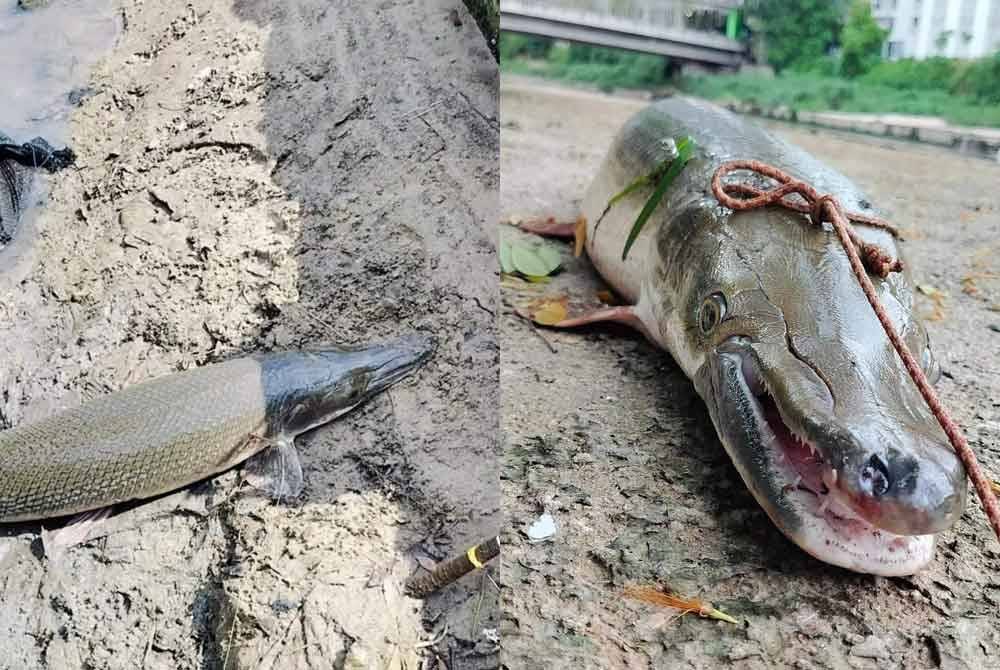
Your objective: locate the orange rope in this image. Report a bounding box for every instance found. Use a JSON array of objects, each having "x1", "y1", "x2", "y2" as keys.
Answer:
[{"x1": 711, "y1": 159, "x2": 1000, "y2": 543}]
